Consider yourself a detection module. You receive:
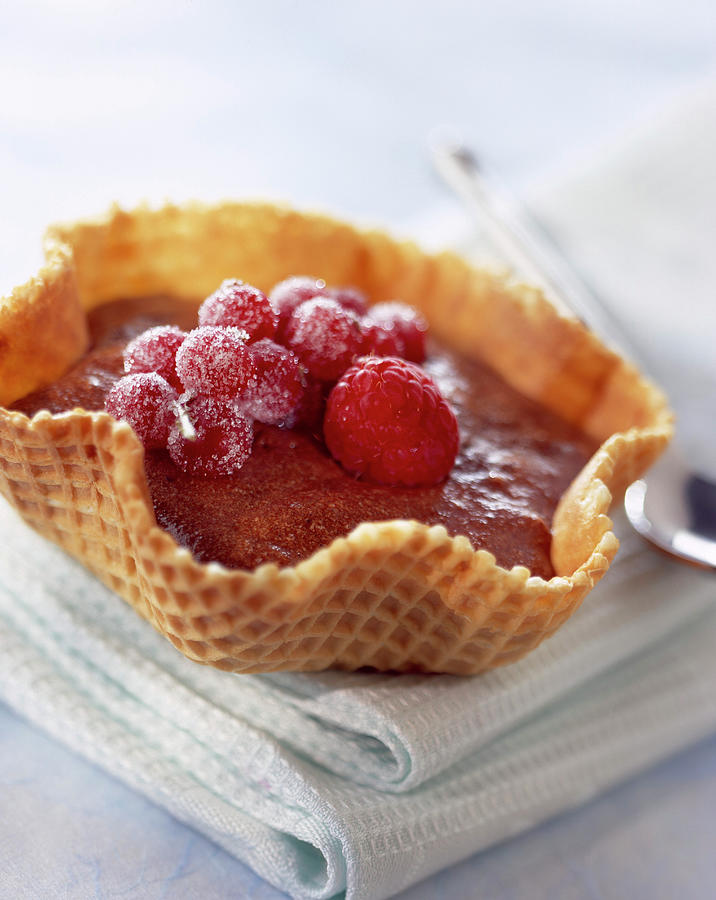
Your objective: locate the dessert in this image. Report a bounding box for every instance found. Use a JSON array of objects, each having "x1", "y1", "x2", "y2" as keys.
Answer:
[{"x1": 0, "y1": 203, "x2": 672, "y2": 674}]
